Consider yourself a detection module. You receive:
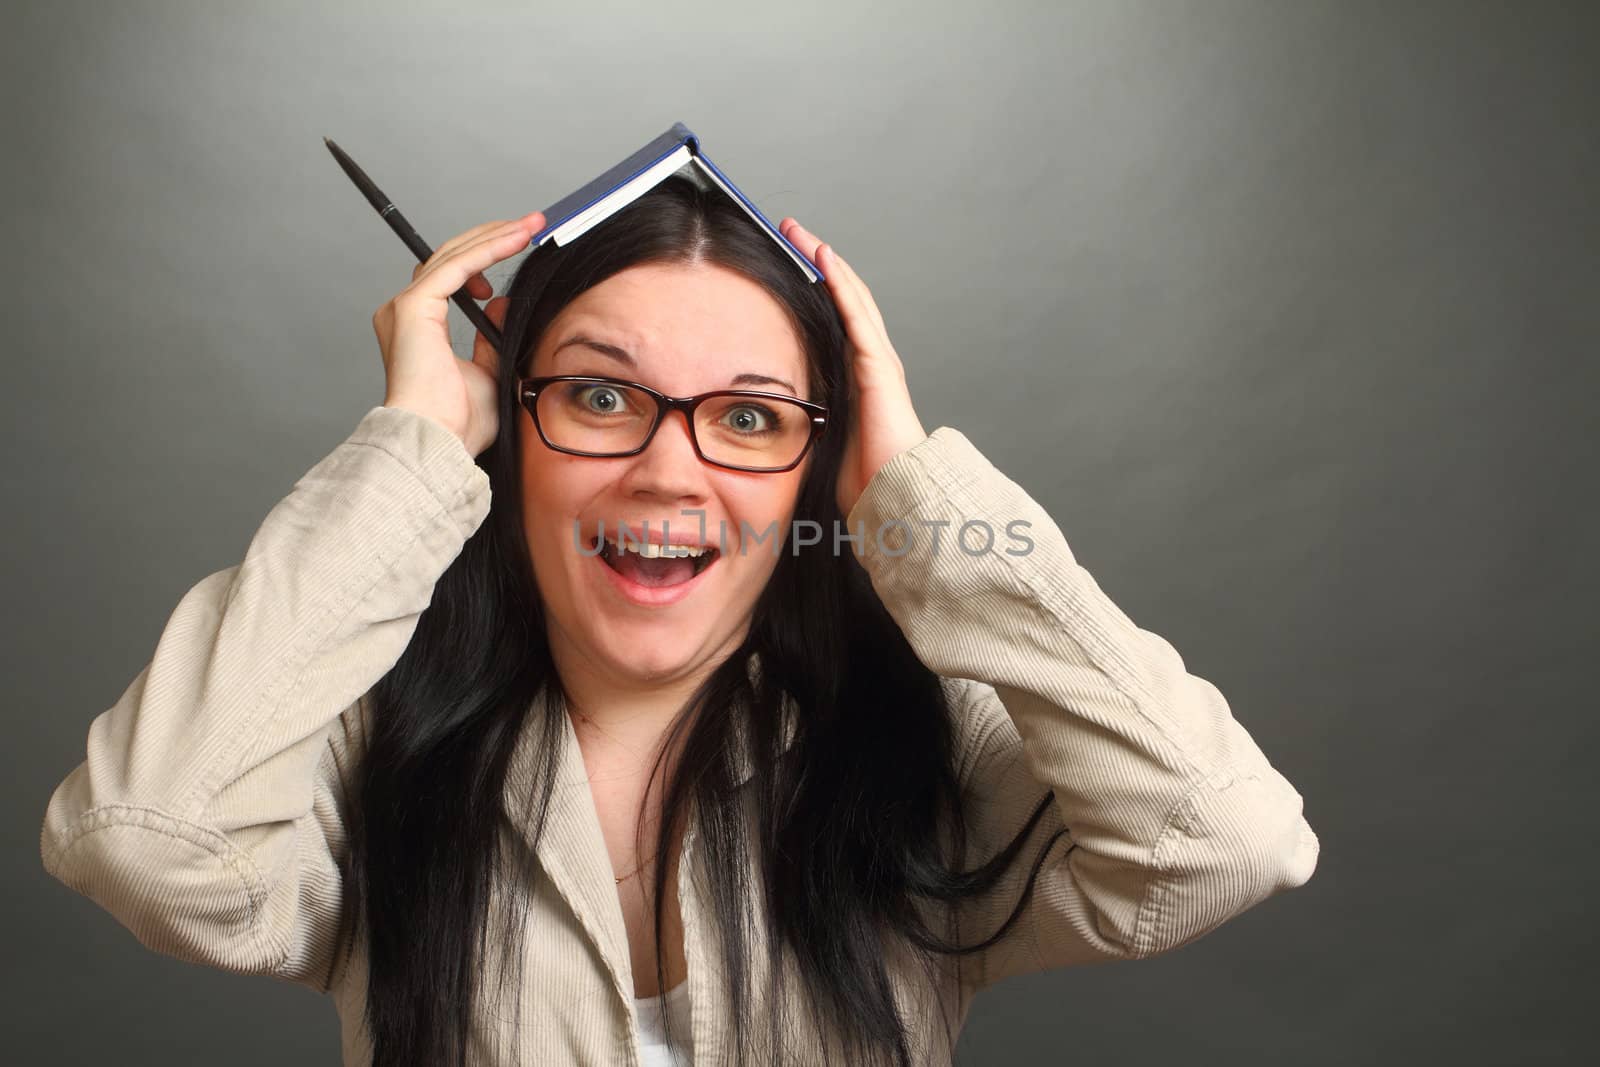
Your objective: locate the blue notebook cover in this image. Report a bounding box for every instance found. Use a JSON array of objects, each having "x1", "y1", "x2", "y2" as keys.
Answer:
[{"x1": 529, "y1": 122, "x2": 822, "y2": 283}]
